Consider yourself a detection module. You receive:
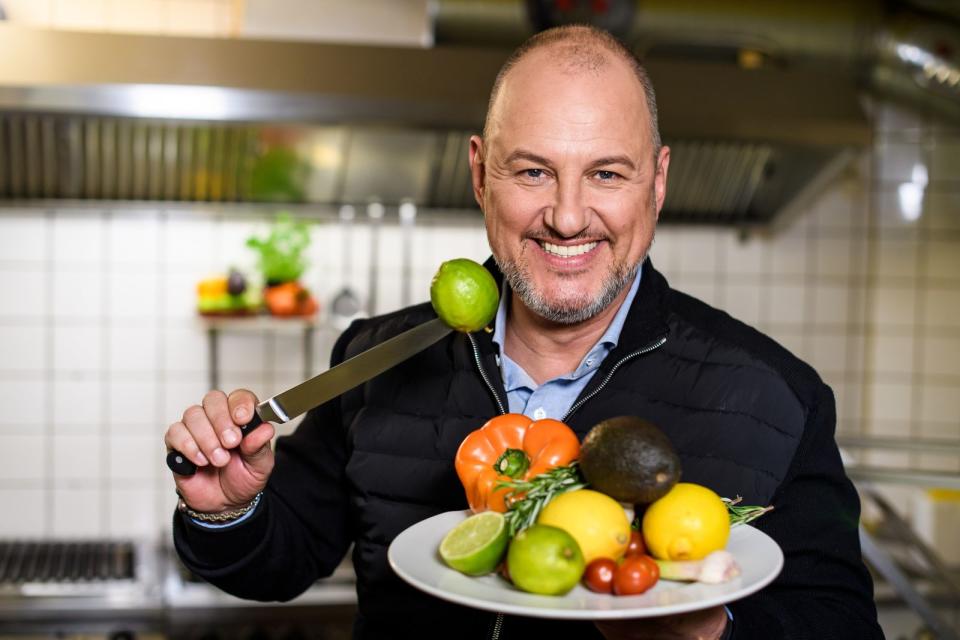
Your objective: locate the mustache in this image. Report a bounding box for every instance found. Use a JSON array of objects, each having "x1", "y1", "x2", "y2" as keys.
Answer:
[{"x1": 523, "y1": 229, "x2": 610, "y2": 244}]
